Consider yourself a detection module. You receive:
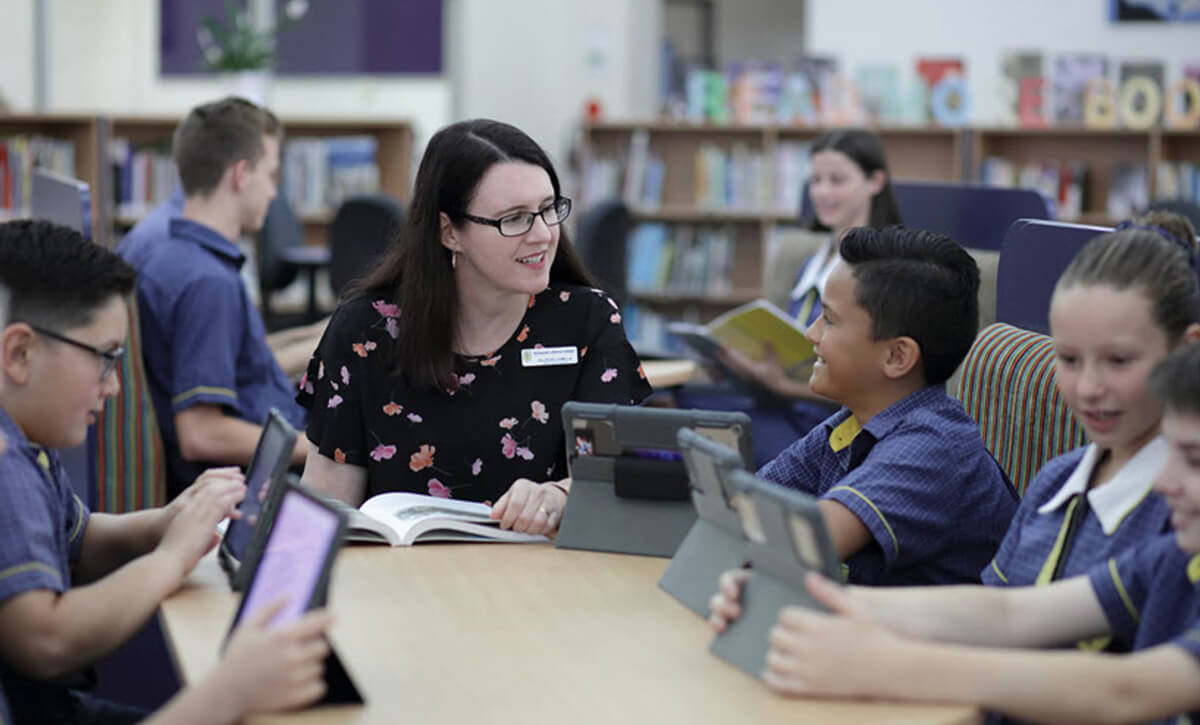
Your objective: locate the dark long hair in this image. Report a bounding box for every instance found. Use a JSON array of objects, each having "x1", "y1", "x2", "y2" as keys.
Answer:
[
  {"x1": 805, "y1": 128, "x2": 903, "y2": 232},
  {"x1": 354, "y1": 119, "x2": 595, "y2": 391}
]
